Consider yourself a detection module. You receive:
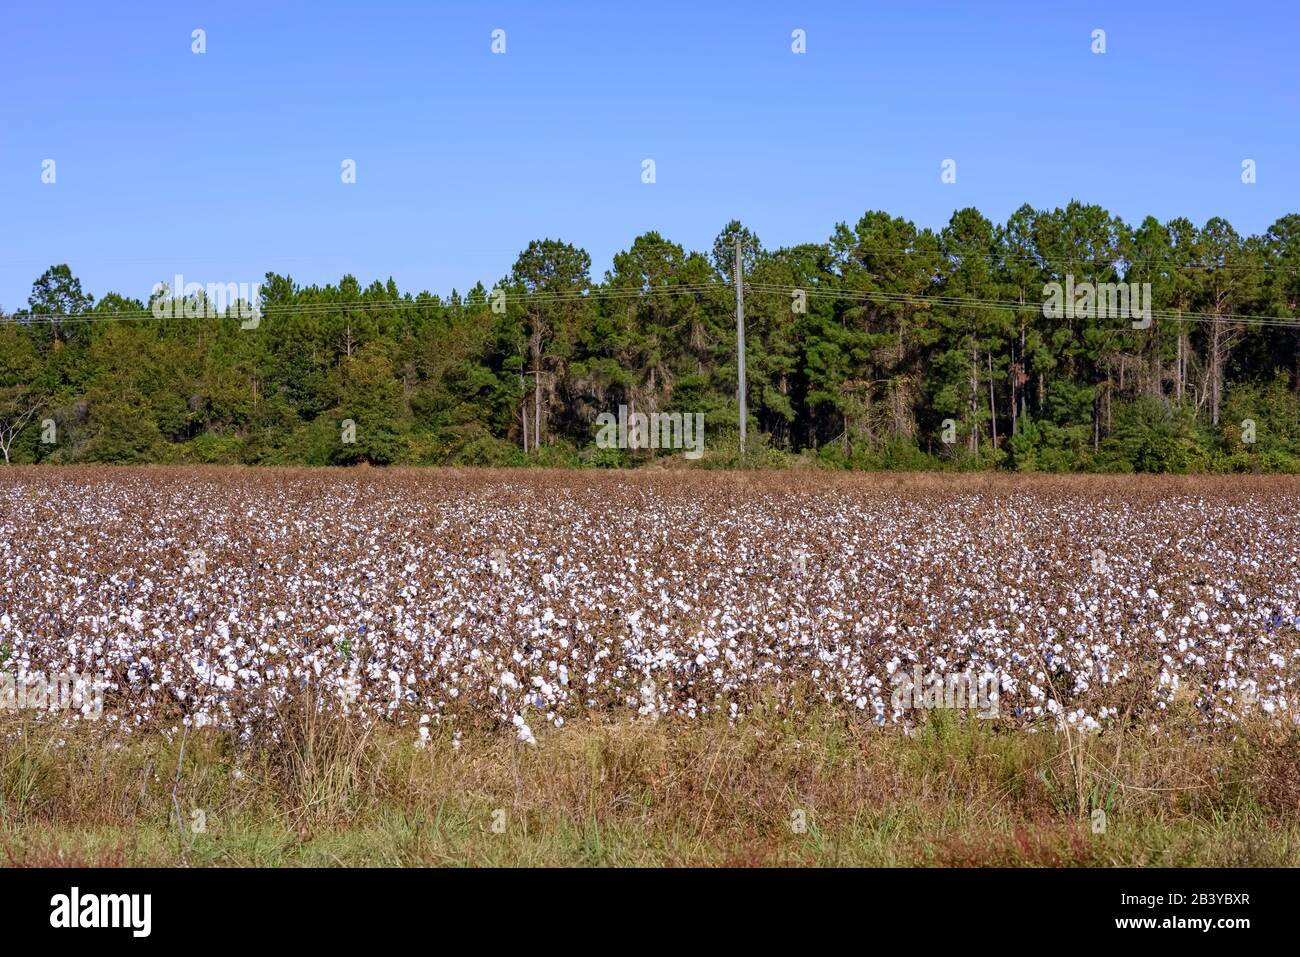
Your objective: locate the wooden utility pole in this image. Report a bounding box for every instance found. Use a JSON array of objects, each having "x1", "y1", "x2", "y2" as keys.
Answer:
[{"x1": 734, "y1": 239, "x2": 747, "y2": 456}]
